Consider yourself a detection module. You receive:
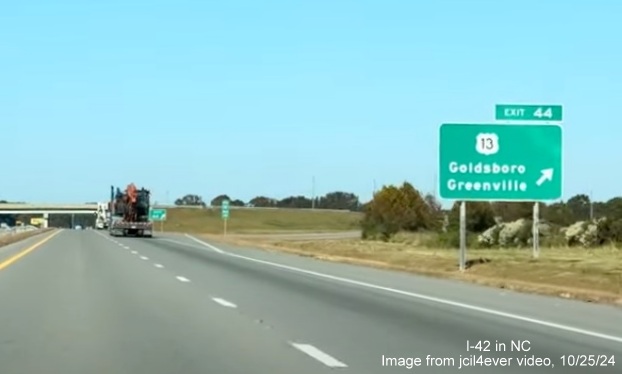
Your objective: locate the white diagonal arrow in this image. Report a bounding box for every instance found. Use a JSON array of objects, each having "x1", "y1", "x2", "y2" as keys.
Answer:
[{"x1": 536, "y1": 168, "x2": 554, "y2": 186}]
